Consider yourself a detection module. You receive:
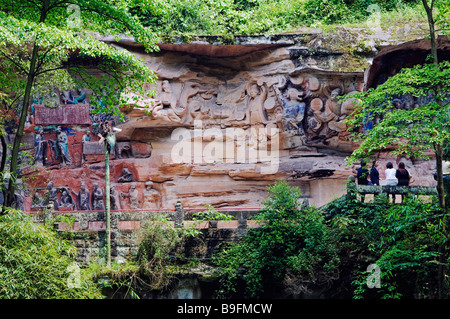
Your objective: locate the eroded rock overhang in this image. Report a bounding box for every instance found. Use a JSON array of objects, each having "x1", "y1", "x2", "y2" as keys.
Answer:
[
  {"x1": 93, "y1": 31, "x2": 446, "y2": 207},
  {"x1": 20, "y1": 30, "x2": 447, "y2": 212}
]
